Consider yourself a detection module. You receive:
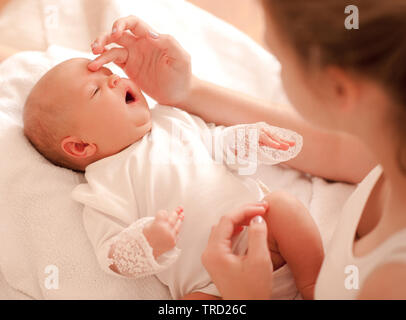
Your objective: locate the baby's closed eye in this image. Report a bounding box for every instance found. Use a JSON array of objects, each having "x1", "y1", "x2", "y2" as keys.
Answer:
[{"x1": 92, "y1": 87, "x2": 100, "y2": 98}]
